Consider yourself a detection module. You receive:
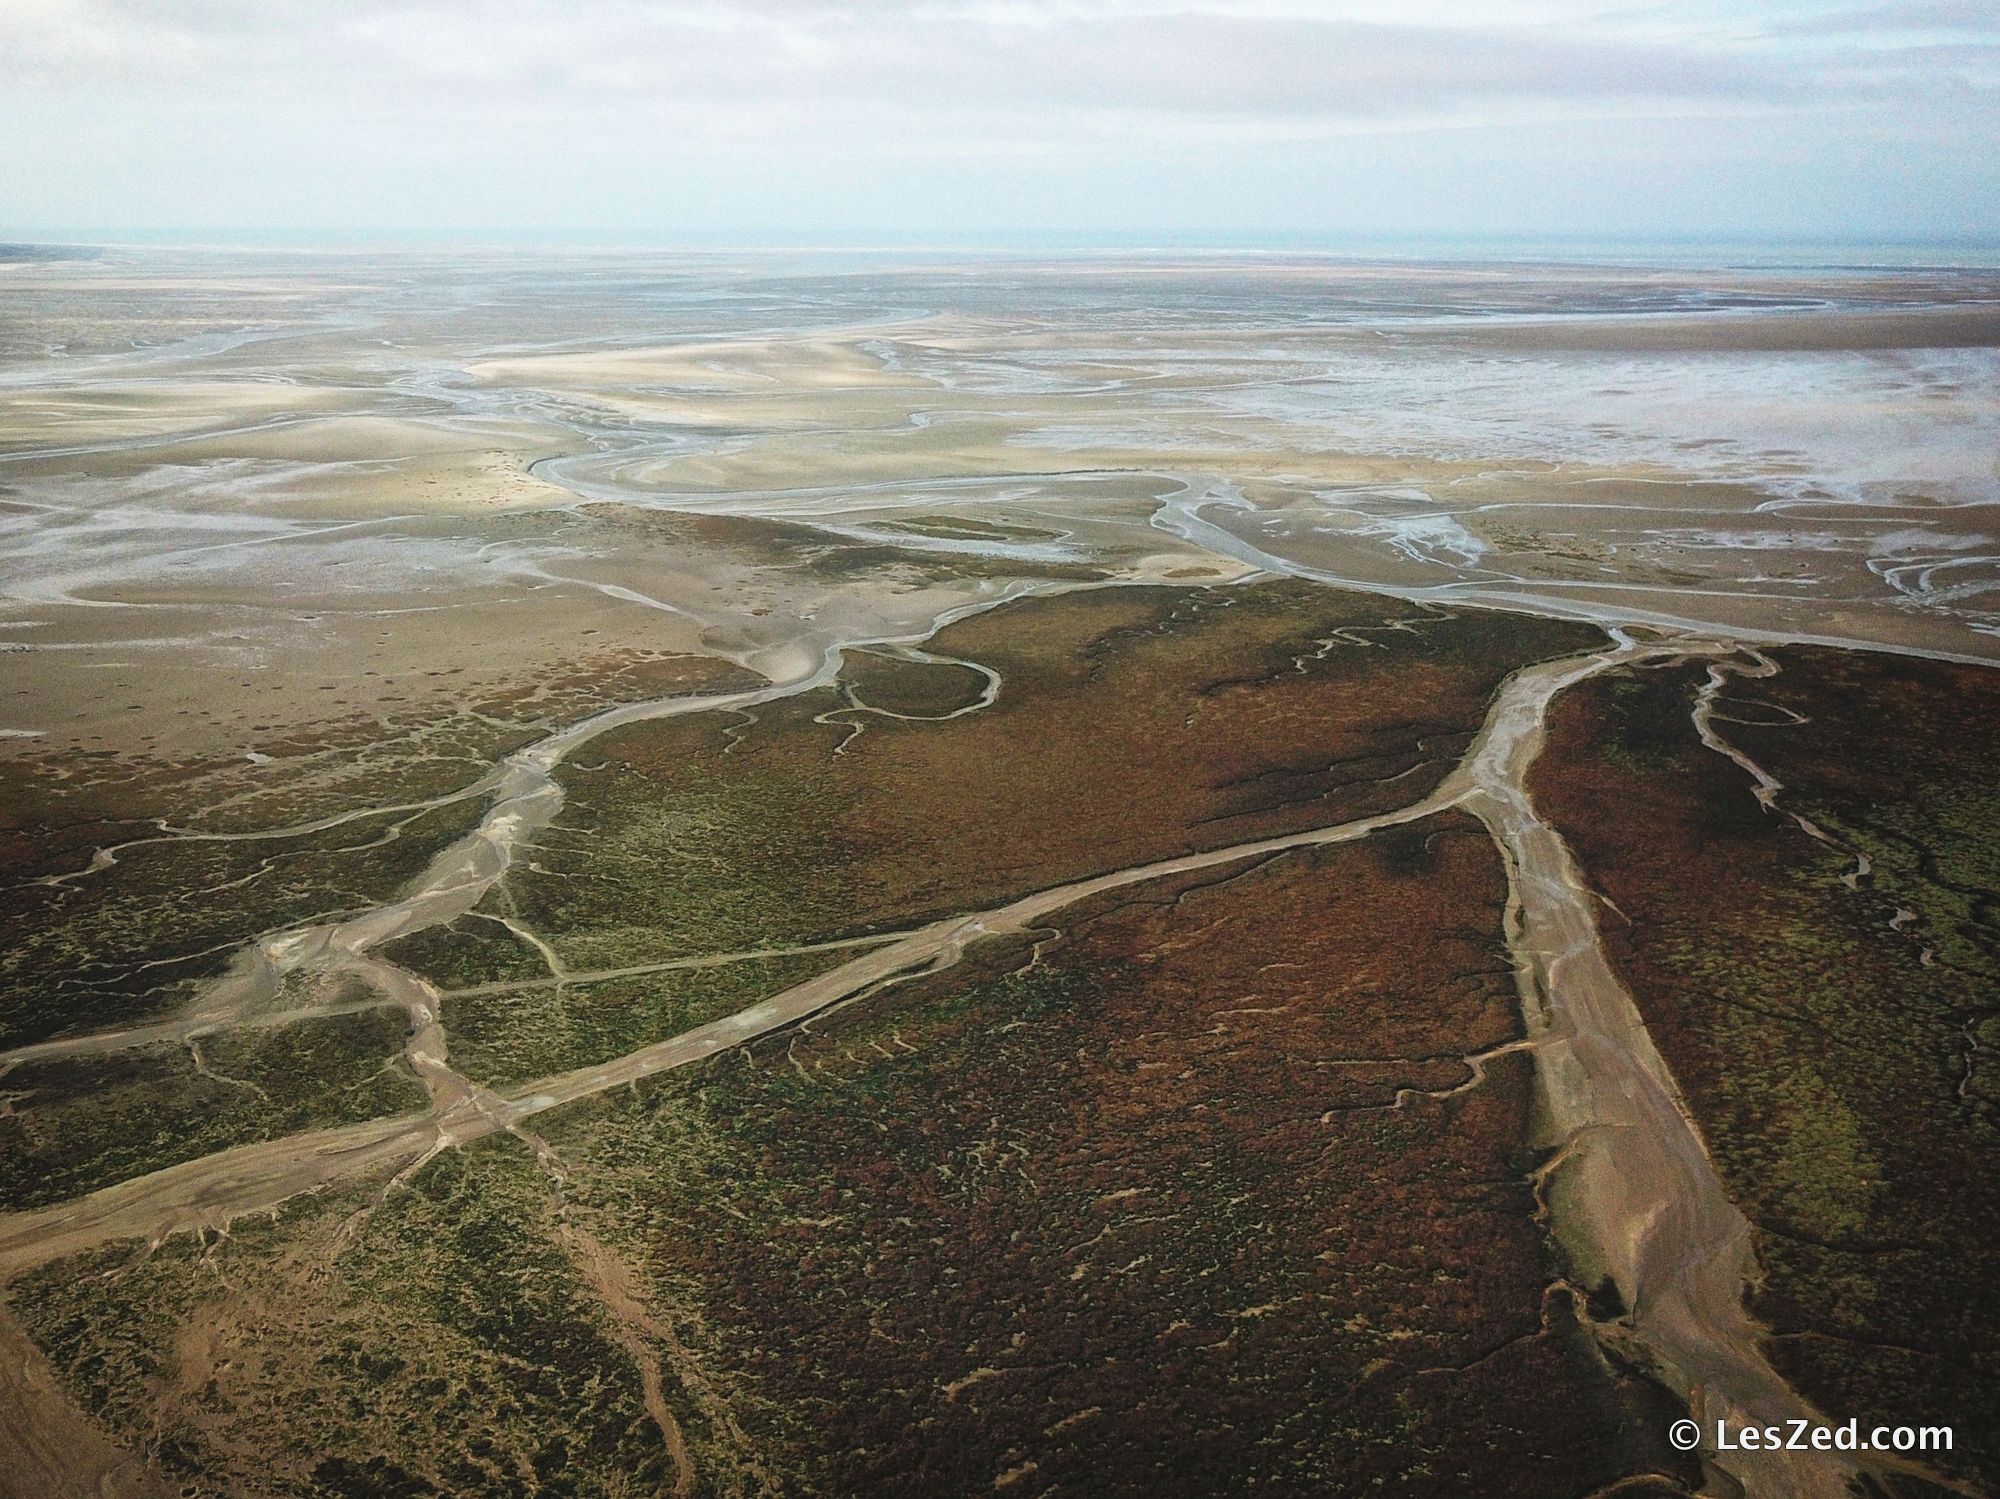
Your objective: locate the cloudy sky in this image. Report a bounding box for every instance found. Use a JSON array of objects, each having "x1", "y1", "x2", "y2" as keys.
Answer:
[{"x1": 4, "y1": 0, "x2": 1996, "y2": 246}]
